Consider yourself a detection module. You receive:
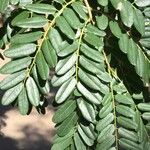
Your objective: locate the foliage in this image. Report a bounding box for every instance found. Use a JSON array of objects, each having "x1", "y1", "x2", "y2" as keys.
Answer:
[{"x1": 0, "y1": 0, "x2": 150, "y2": 149}]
